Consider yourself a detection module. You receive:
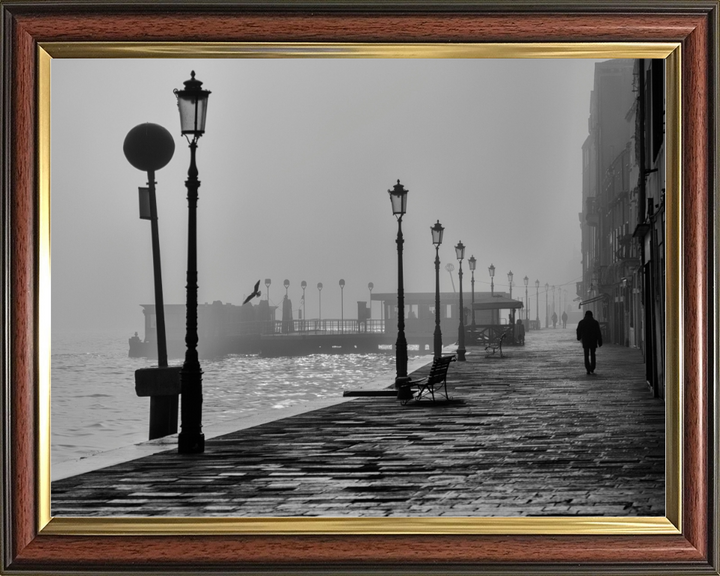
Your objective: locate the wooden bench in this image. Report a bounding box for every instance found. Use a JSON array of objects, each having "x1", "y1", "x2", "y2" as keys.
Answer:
[
  {"x1": 401, "y1": 354, "x2": 456, "y2": 405},
  {"x1": 484, "y1": 328, "x2": 512, "y2": 358}
]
